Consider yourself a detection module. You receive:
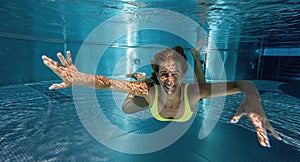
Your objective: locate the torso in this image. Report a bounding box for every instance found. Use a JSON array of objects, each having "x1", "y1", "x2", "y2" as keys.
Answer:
[
  {"x1": 149, "y1": 84, "x2": 196, "y2": 120},
  {"x1": 157, "y1": 100, "x2": 186, "y2": 119}
]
